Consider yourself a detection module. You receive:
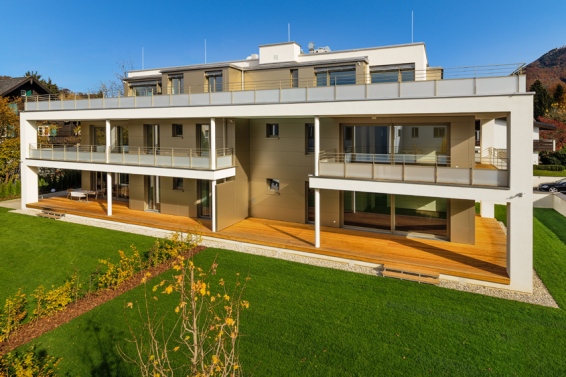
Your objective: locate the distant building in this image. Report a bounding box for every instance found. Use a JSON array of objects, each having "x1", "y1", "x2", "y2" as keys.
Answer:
[{"x1": 0, "y1": 76, "x2": 50, "y2": 101}]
